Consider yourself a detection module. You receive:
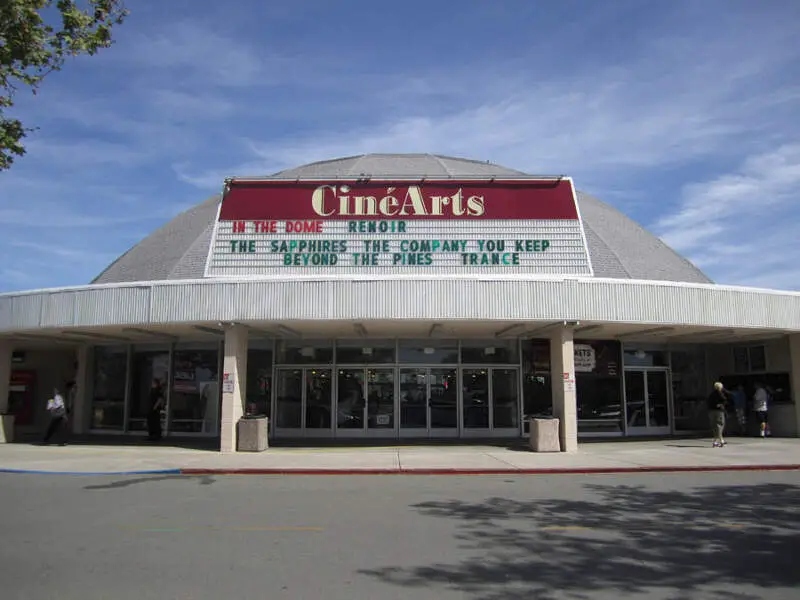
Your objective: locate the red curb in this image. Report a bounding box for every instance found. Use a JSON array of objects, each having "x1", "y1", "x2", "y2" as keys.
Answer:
[{"x1": 180, "y1": 464, "x2": 800, "y2": 476}]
